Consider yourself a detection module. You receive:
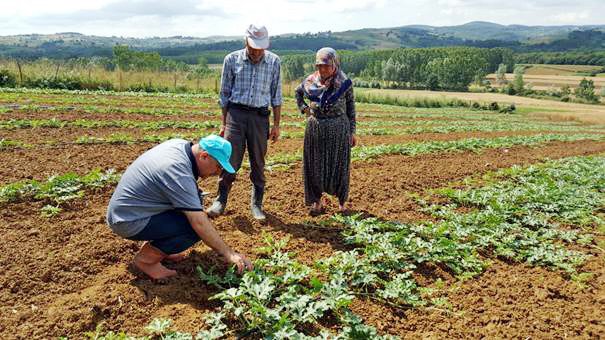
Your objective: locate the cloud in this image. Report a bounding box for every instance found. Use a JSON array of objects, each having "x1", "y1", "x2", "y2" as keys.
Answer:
[
  {"x1": 31, "y1": 0, "x2": 227, "y2": 23},
  {"x1": 1, "y1": 0, "x2": 603, "y2": 38}
]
